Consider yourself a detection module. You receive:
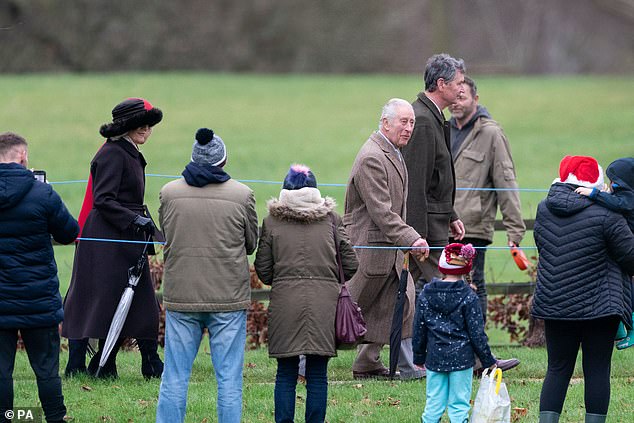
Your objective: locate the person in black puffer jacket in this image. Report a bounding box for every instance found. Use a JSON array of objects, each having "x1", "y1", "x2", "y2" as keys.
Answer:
[
  {"x1": 0, "y1": 132, "x2": 79, "y2": 423},
  {"x1": 532, "y1": 156, "x2": 634, "y2": 423}
]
